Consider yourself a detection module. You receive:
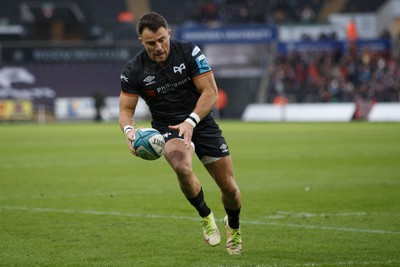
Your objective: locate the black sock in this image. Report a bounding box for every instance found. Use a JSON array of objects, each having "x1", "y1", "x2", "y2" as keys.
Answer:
[
  {"x1": 187, "y1": 188, "x2": 211, "y2": 218},
  {"x1": 225, "y1": 207, "x2": 241, "y2": 229}
]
